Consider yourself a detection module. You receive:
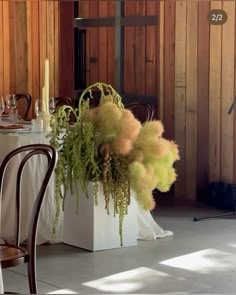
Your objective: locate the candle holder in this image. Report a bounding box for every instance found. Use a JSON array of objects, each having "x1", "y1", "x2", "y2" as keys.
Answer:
[{"x1": 42, "y1": 112, "x2": 52, "y2": 132}]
